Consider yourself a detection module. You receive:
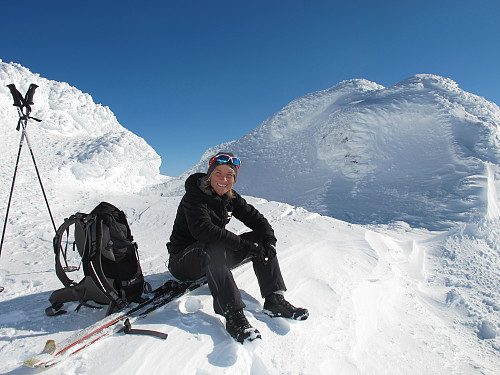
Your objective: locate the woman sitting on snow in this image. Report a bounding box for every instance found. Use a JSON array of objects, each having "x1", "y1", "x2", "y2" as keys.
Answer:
[{"x1": 167, "y1": 152, "x2": 308, "y2": 343}]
